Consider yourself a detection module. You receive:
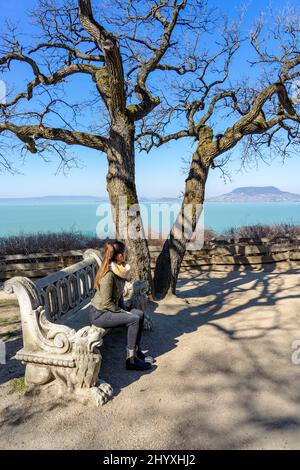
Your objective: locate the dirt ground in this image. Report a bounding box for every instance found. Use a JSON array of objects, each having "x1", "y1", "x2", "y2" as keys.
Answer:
[{"x1": 1, "y1": 266, "x2": 300, "y2": 449}]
